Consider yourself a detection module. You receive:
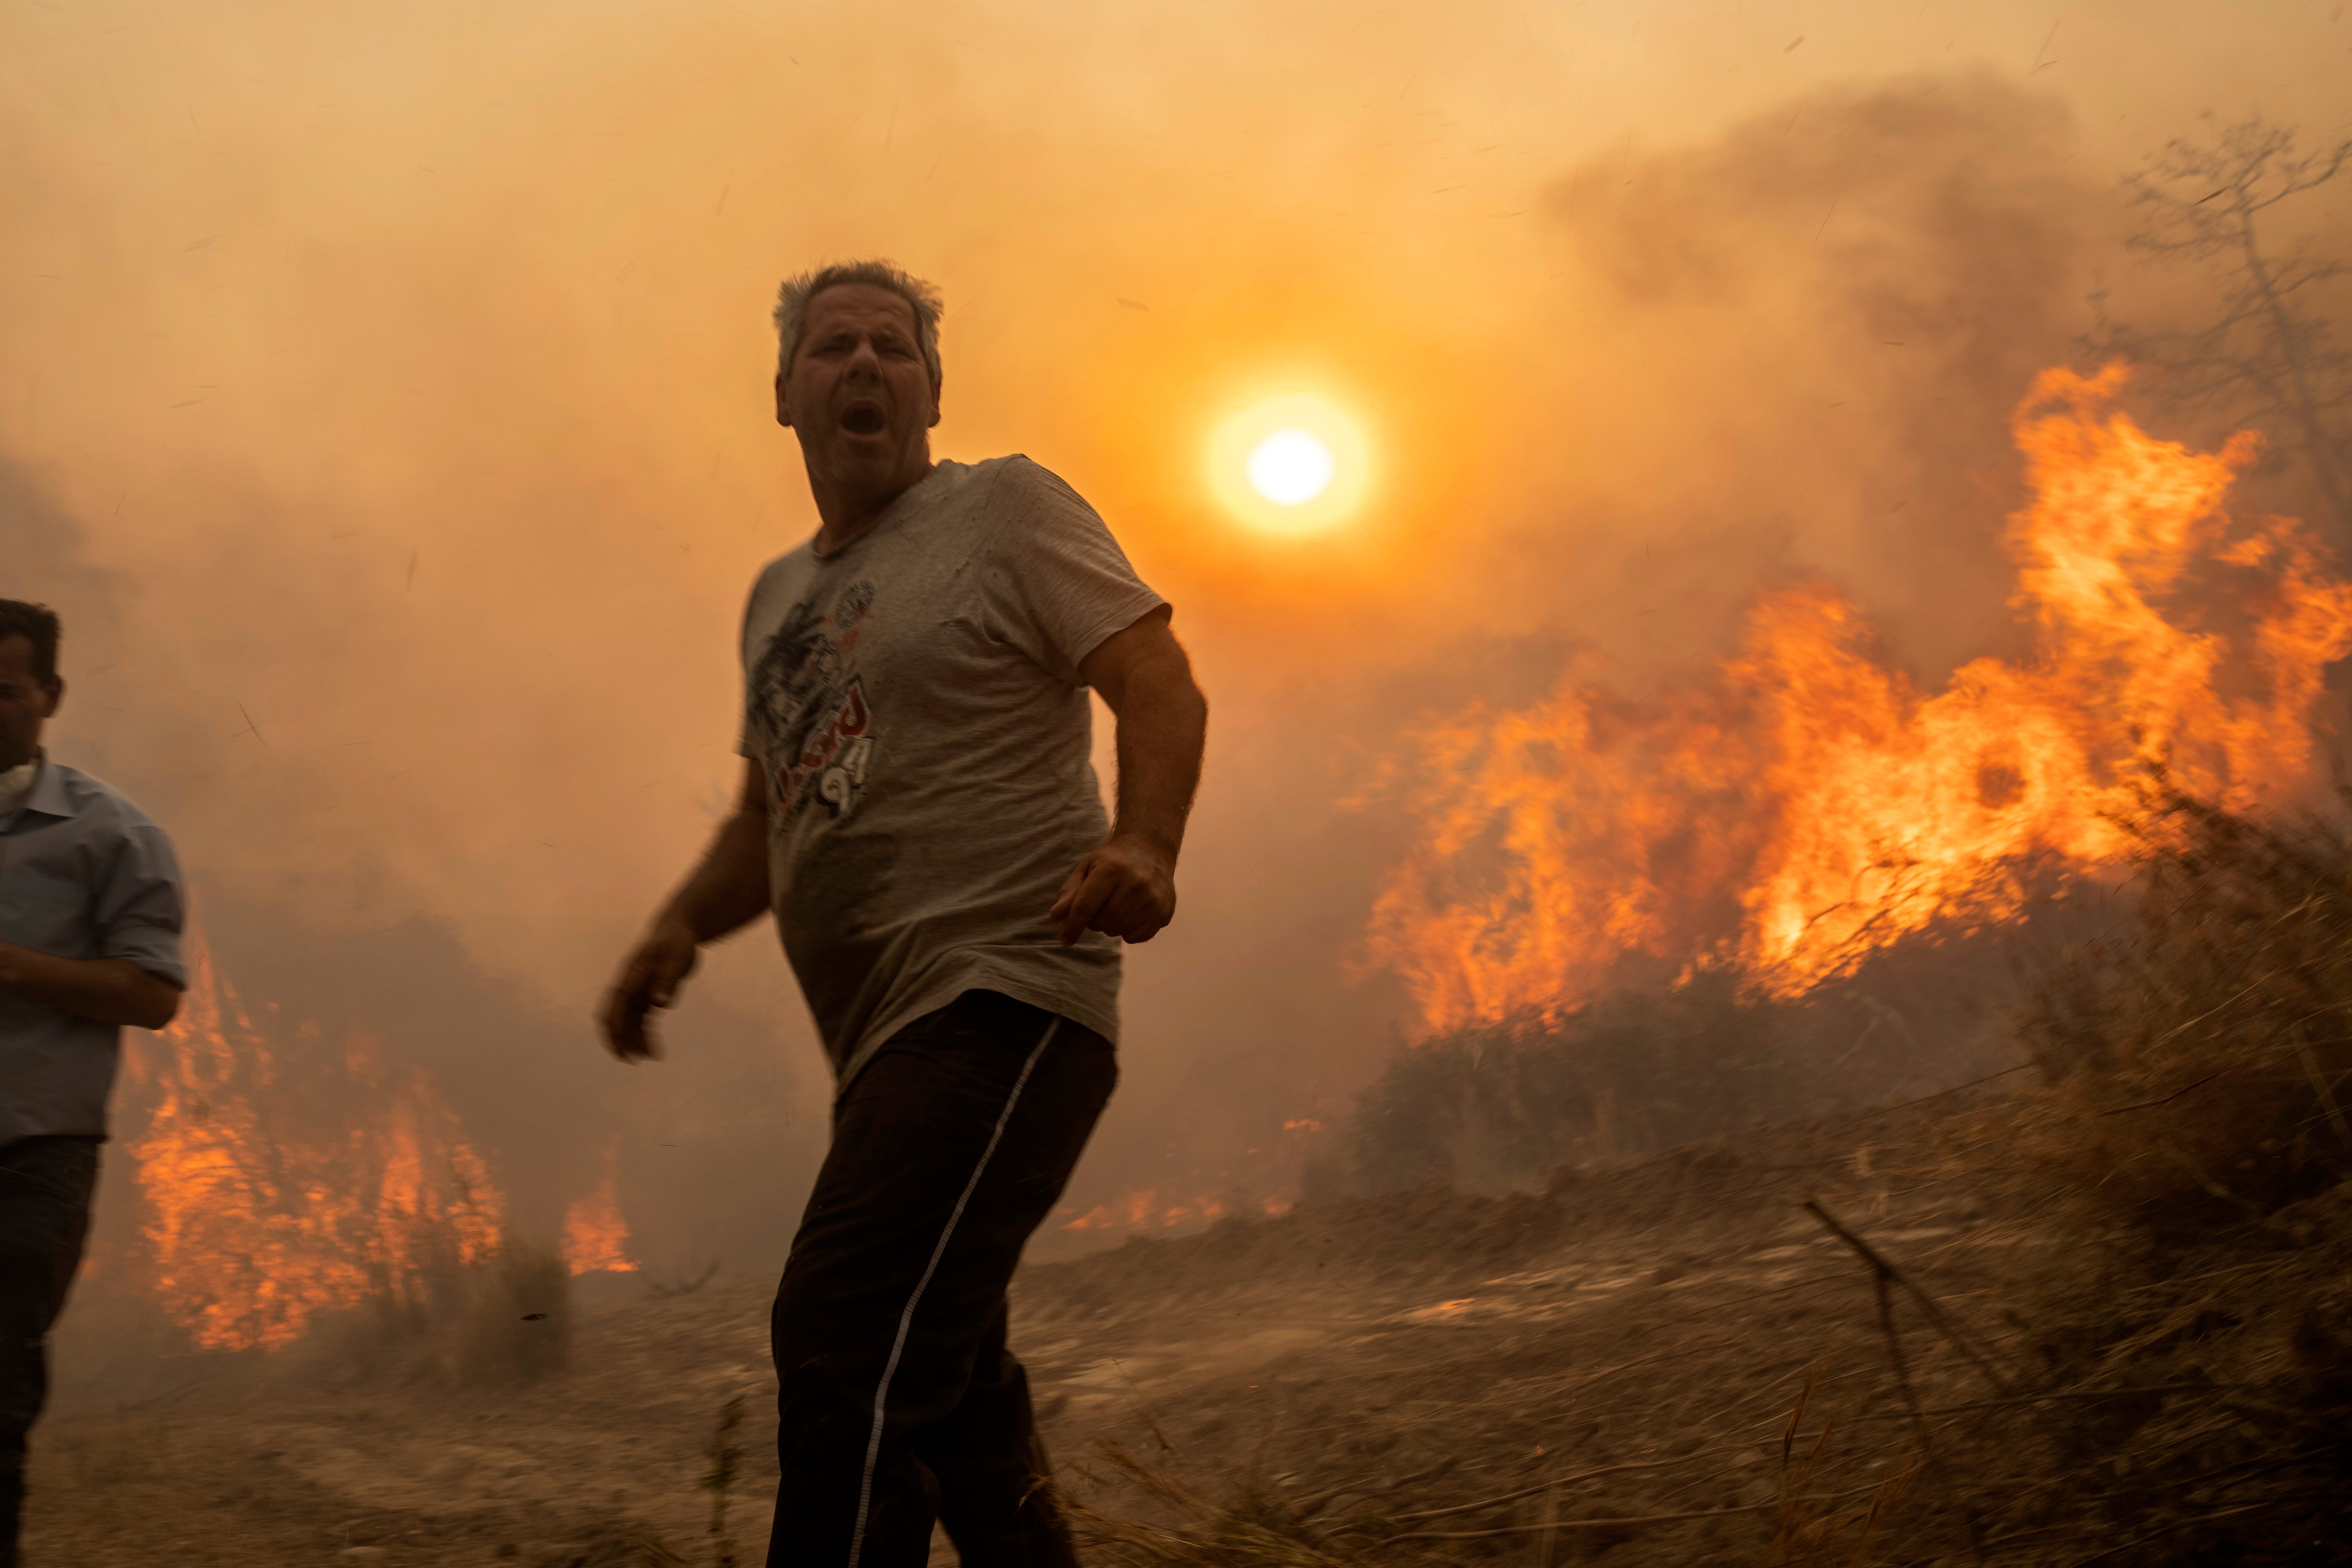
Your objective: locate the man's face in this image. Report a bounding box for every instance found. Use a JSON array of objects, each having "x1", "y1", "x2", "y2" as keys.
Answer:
[
  {"x1": 0, "y1": 637, "x2": 59, "y2": 773},
  {"x1": 775, "y1": 283, "x2": 940, "y2": 501}
]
